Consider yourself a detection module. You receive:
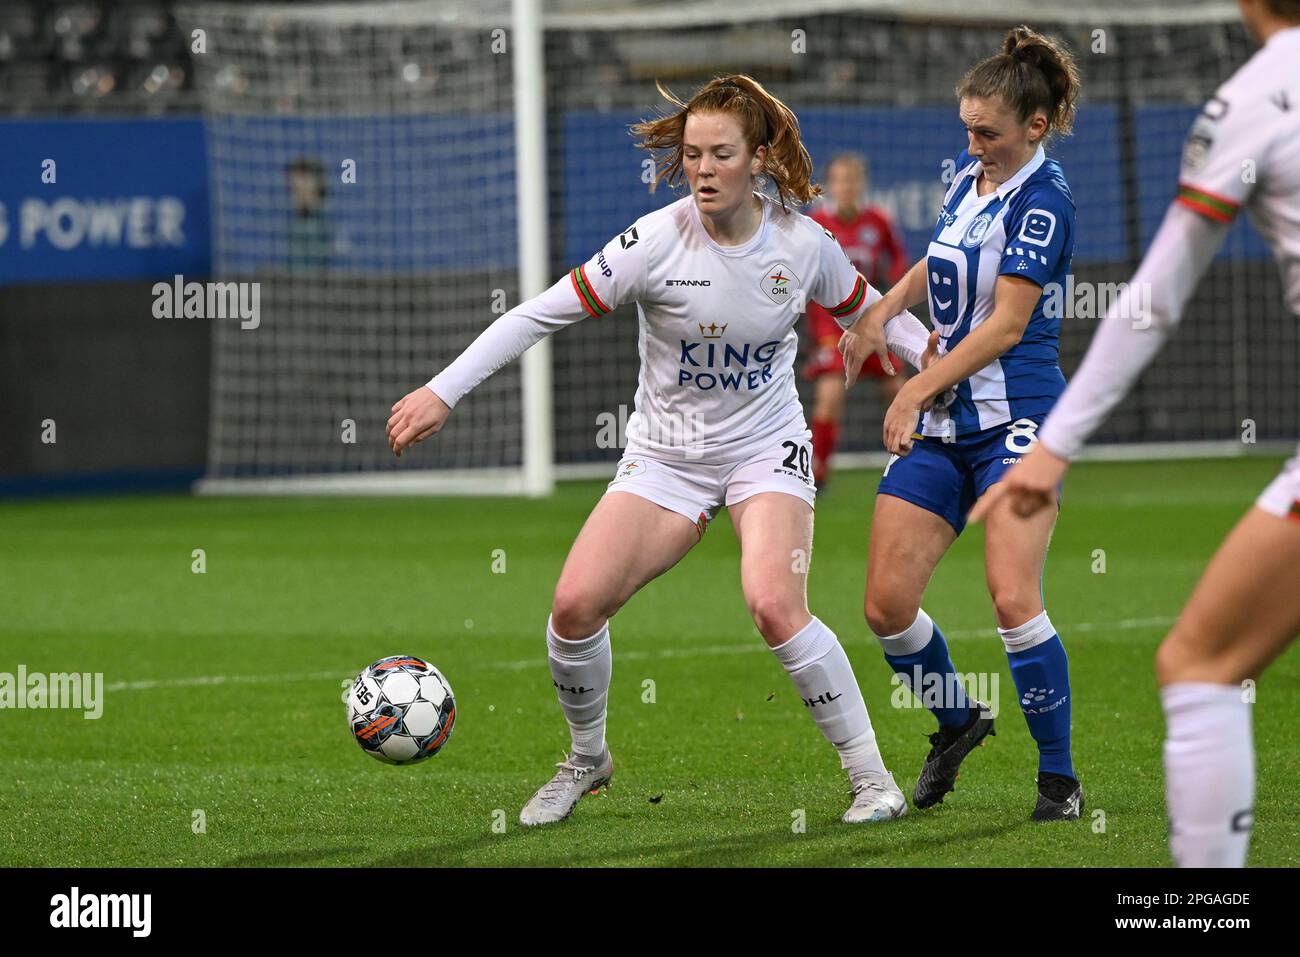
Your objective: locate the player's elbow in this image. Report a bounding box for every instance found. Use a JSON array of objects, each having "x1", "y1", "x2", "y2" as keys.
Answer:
[{"x1": 991, "y1": 319, "x2": 1027, "y2": 353}]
